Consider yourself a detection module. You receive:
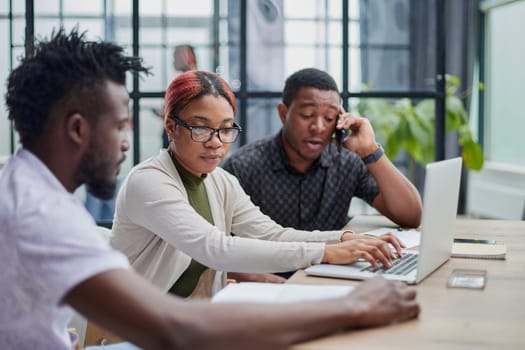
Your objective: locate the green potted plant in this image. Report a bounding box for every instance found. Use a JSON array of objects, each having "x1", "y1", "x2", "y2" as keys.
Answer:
[{"x1": 357, "y1": 75, "x2": 484, "y2": 177}]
